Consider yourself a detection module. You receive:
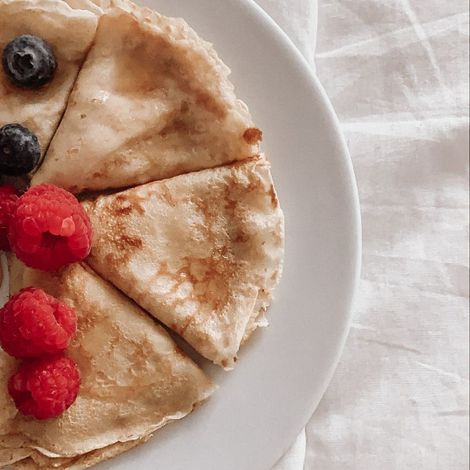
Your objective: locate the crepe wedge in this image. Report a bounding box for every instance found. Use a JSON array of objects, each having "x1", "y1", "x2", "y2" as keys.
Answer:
[
  {"x1": 32, "y1": 4, "x2": 261, "y2": 193},
  {"x1": 0, "y1": 0, "x2": 98, "y2": 161},
  {"x1": 82, "y1": 156, "x2": 284, "y2": 369},
  {"x1": 0, "y1": 259, "x2": 215, "y2": 469}
]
